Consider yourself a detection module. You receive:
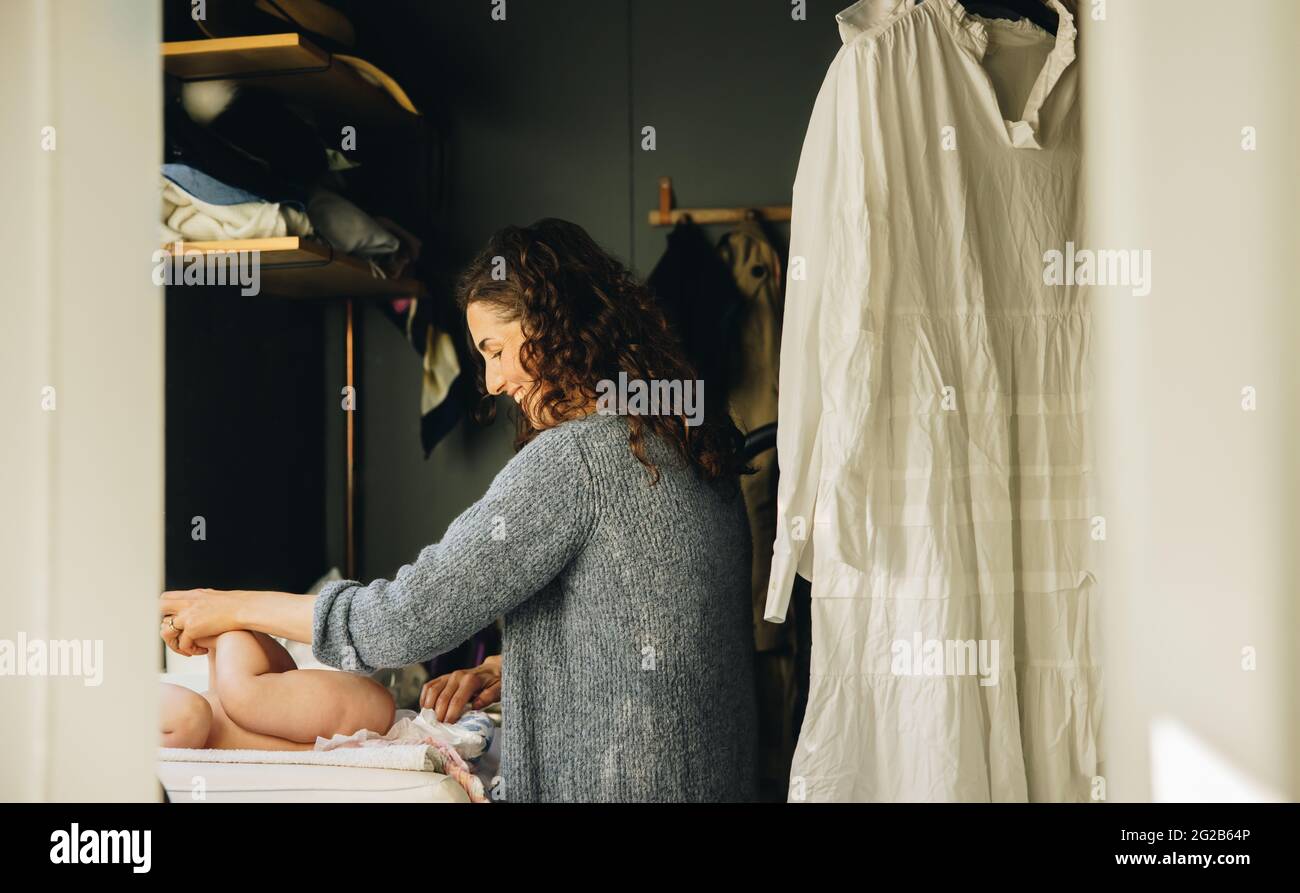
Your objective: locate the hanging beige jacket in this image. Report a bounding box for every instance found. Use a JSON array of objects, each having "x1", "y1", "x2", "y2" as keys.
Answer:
[{"x1": 719, "y1": 220, "x2": 784, "y2": 651}]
